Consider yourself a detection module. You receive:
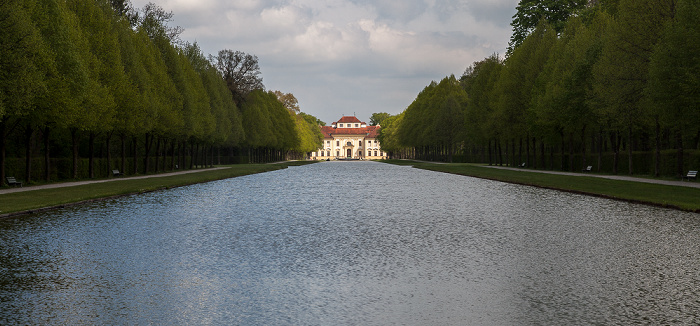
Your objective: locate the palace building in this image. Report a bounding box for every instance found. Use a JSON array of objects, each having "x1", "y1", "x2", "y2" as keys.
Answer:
[{"x1": 311, "y1": 116, "x2": 386, "y2": 160}]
